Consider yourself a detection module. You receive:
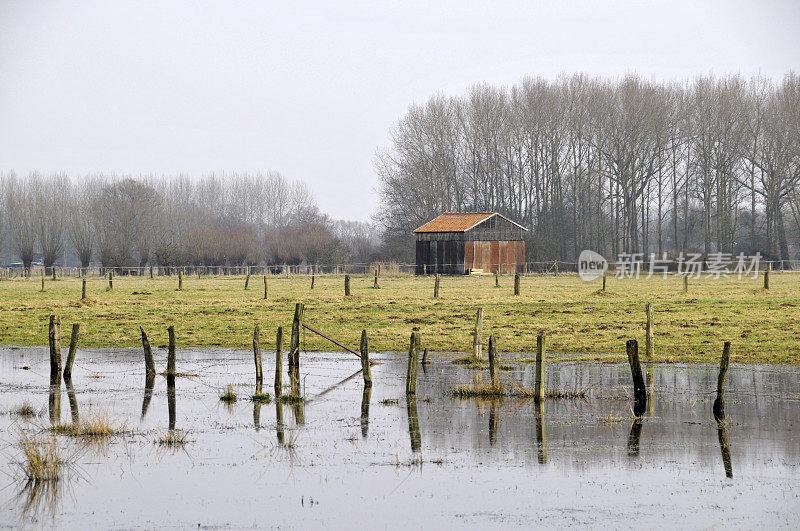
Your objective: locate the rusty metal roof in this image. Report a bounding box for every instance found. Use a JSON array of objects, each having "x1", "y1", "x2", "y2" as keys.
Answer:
[{"x1": 413, "y1": 212, "x2": 527, "y2": 233}]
